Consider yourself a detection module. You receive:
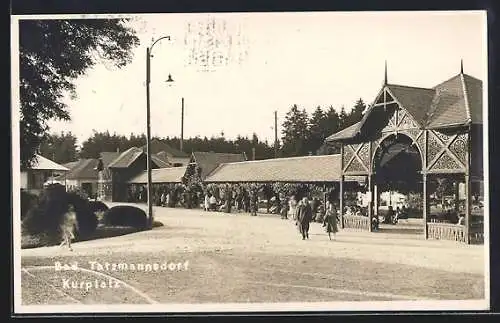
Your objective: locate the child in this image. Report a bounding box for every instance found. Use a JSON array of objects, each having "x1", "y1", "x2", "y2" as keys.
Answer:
[{"x1": 59, "y1": 204, "x2": 78, "y2": 251}]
